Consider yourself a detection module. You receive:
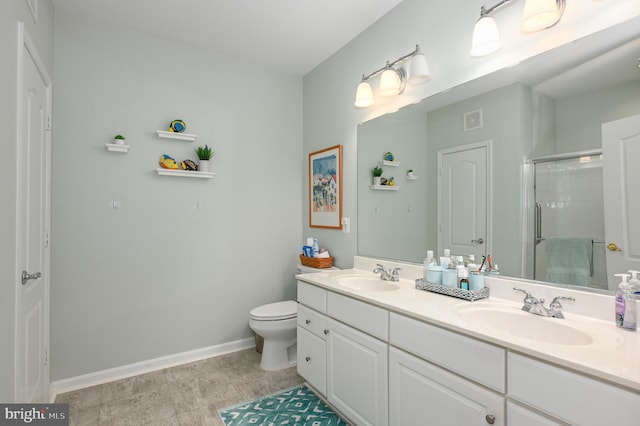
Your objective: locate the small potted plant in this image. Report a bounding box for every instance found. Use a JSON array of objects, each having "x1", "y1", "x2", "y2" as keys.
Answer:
[
  {"x1": 407, "y1": 169, "x2": 415, "y2": 178},
  {"x1": 196, "y1": 144, "x2": 214, "y2": 172},
  {"x1": 372, "y1": 165, "x2": 383, "y2": 185},
  {"x1": 113, "y1": 134, "x2": 126, "y2": 145}
]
